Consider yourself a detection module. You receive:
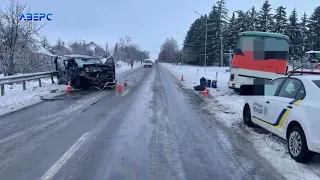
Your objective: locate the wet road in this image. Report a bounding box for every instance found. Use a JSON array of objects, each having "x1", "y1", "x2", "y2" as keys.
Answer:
[{"x1": 0, "y1": 64, "x2": 284, "y2": 180}]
